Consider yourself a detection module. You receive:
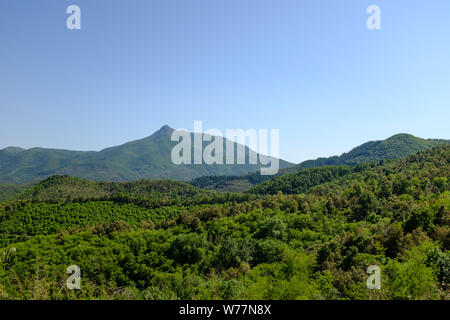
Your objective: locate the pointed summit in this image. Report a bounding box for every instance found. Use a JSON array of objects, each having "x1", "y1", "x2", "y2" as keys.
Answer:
[{"x1": 152, "y1": 125, "x2": 175, "y2": 137}]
